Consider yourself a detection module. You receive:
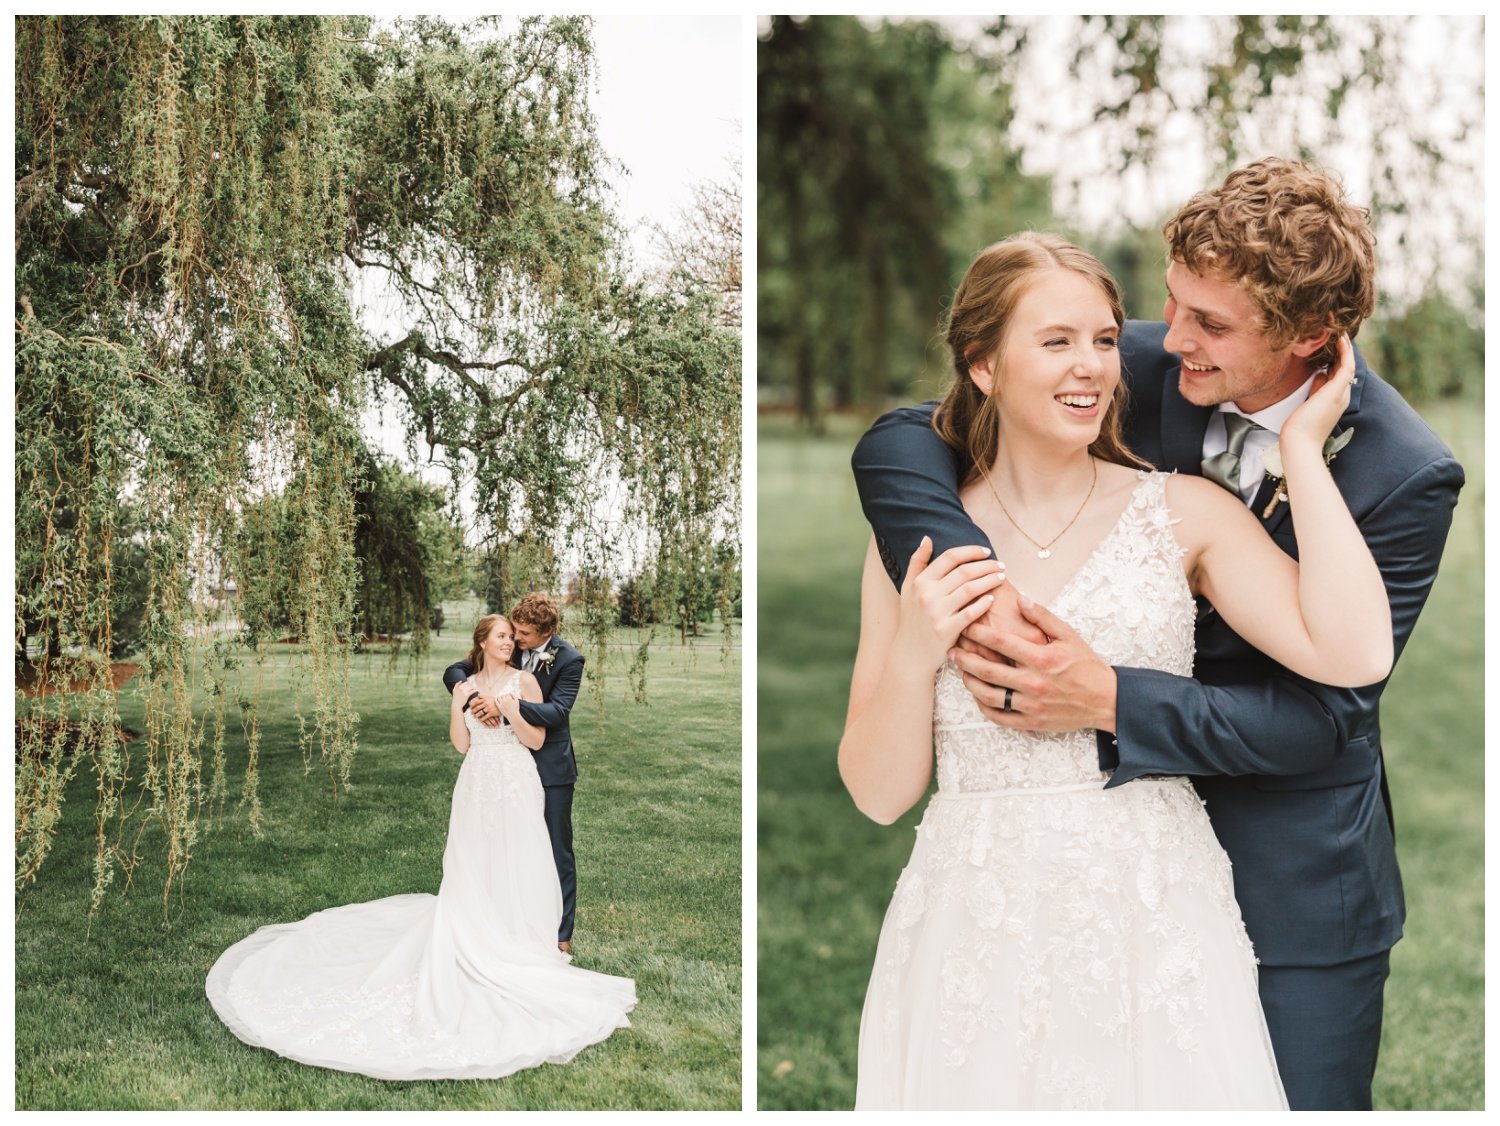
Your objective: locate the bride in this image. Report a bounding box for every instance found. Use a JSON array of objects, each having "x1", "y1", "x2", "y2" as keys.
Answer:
[
  {"x1": 207, "y1": 614, "x2": 635, "y2": 1081},
  {"x1": 841, "y1": 233, "x2": 1390, "y2": 1109}
]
